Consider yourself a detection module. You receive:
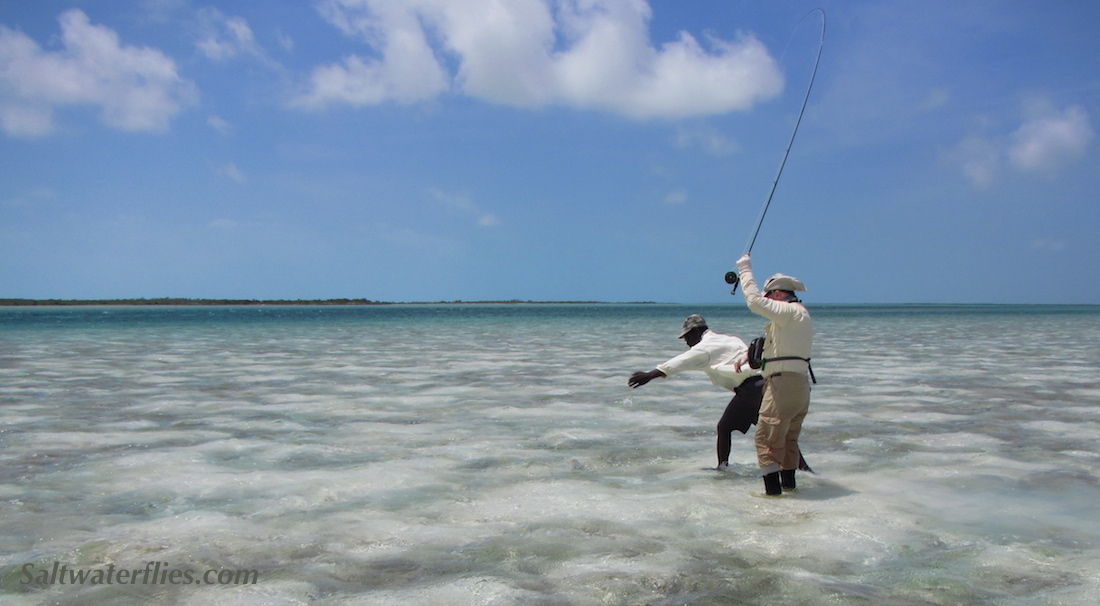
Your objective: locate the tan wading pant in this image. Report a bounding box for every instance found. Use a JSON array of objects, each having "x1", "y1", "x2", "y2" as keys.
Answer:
[{"x1": 755, "y1": 372, "x2": 811, "y2": 475}]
